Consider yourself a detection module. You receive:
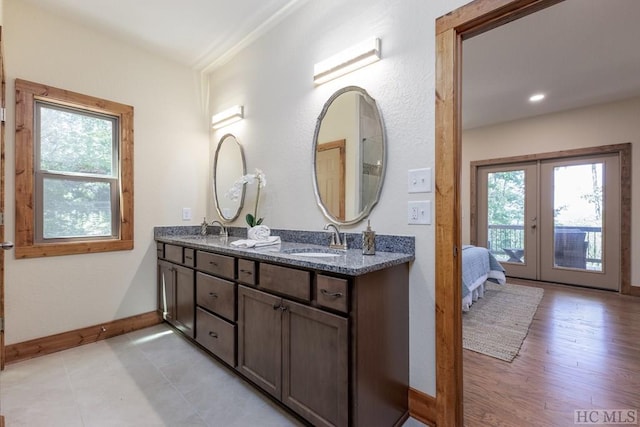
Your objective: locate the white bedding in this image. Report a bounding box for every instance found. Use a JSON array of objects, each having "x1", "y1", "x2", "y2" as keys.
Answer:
[{"x1": 461, "y1": 245, "x2": 506, "y2": 311}]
